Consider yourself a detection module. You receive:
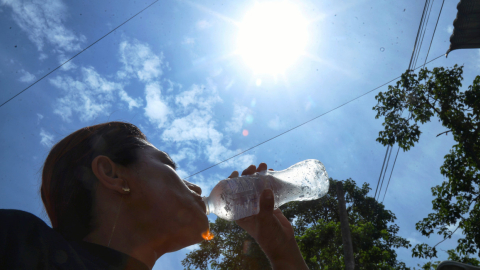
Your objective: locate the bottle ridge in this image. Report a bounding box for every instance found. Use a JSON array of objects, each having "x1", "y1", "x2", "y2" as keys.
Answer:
[{"x1": 202, "y1": 159, "x2": 329, "y2": 221}]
